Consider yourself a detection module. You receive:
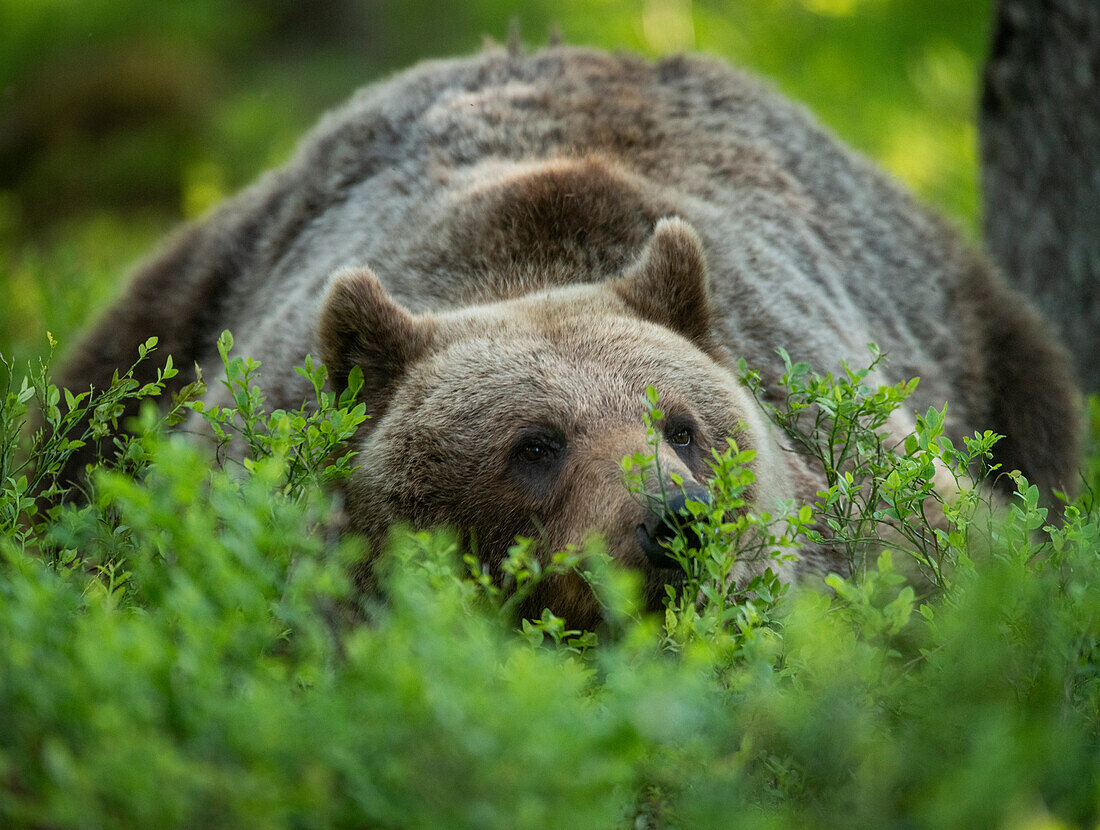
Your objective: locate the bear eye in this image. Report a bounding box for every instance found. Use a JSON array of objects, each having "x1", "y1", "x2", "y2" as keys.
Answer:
[
  {"x1": 510, "y1": 428, "x2": 565, "y2": 469},
  {"x1": 666, "y1": 426, "x2": 693, "y2": 447},
  {"x1": 517, "y1": 440, "x2": 552, "y2": 462}
]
